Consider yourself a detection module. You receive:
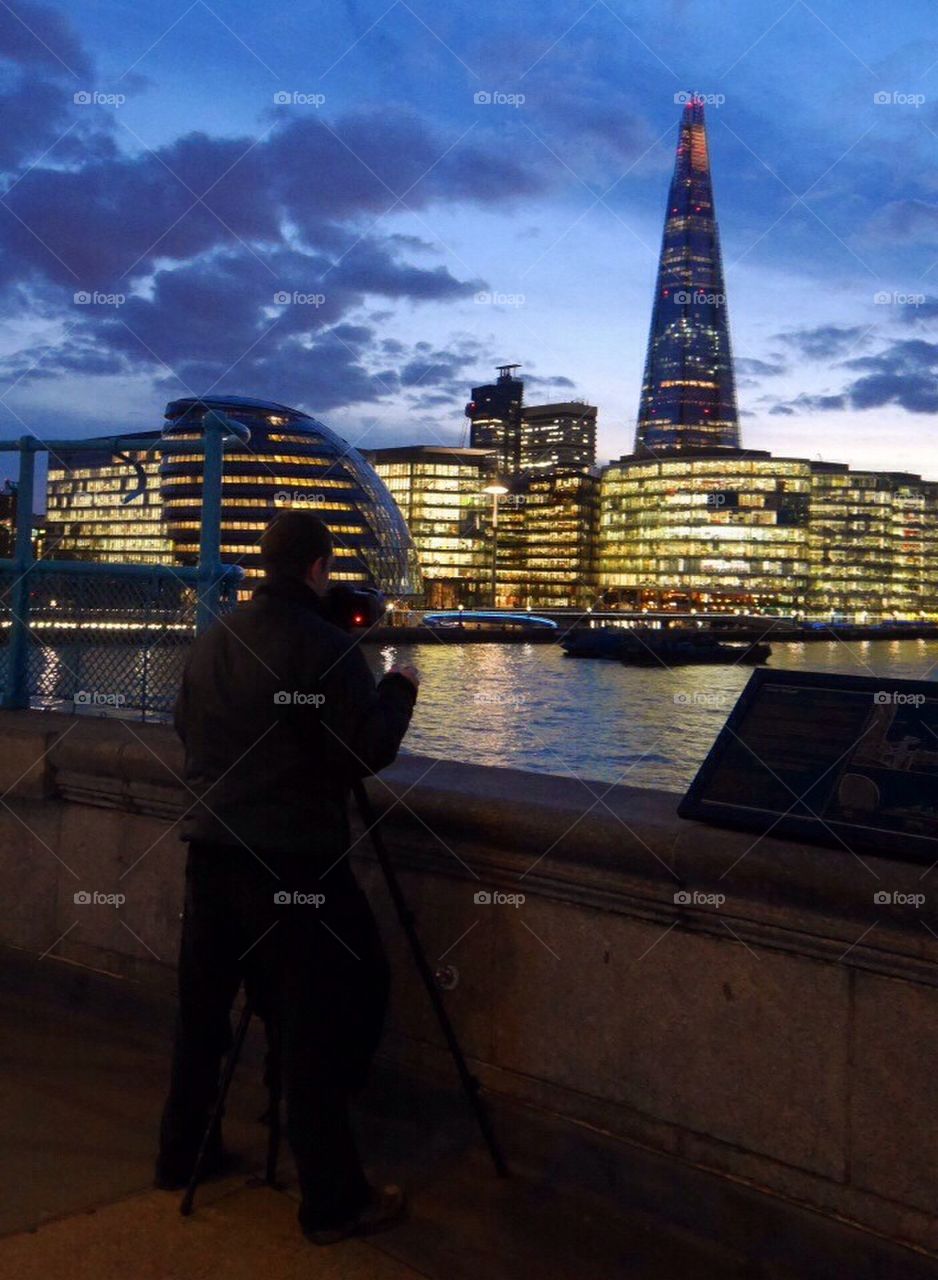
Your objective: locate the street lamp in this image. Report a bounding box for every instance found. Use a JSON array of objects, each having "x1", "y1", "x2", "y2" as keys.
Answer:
[{"x1": 482, "y1": 481, "x2": 509, "y2": 608}]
